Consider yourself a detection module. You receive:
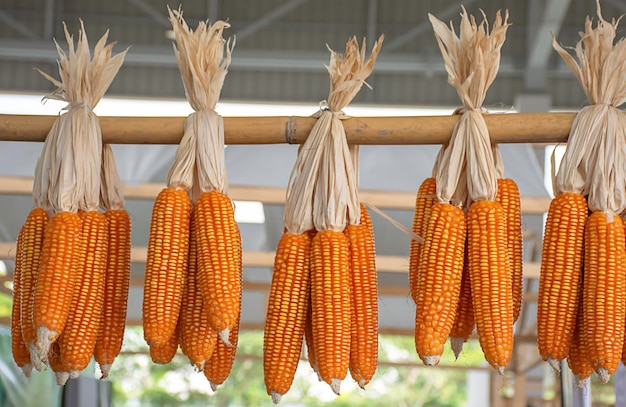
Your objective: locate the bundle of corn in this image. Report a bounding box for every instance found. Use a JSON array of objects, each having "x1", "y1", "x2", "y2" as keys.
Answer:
[
  {"x1": 263, "y1": 36, "x2": 383, "y2": 403},
  {"x1": 94, "y1": 144, "x2": 132, "y2": 378},
  {"x1": 539, "y1": 2, "x2": 626, "y2": 384},
  {"x1": 9, "y1": 22, "x2": 126, "y2": 384},
  {"x1": 419, "y1": 9, "x2": 514, "y2": 373},
  {"x1": 143, "y1": 8, "x2": 240, "y2": 388}
]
